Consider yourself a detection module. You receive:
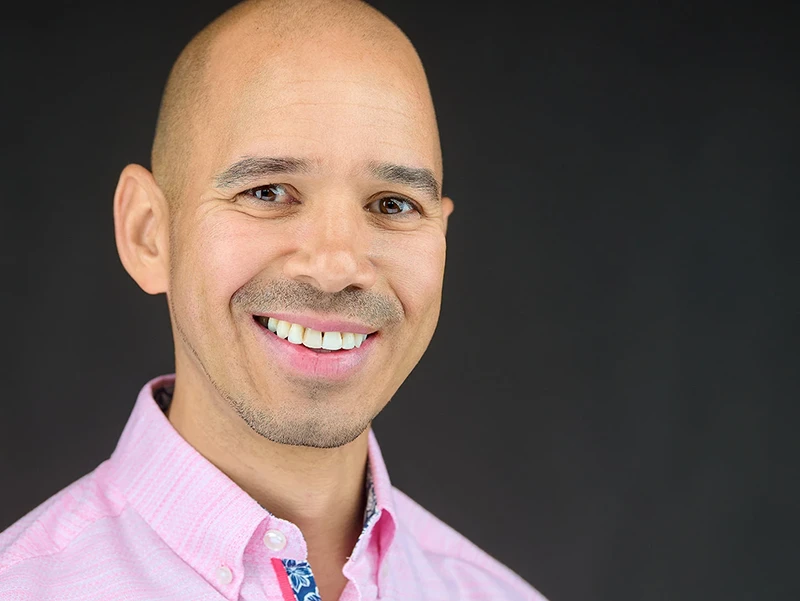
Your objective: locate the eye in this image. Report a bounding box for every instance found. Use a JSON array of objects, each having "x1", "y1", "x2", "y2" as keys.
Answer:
[
  {"x1": 366, "y1": 196, "x2": 418, "y2": 216},
  {"x1": 242, "y1": 183, "x2": 295, "y2": 204}
]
